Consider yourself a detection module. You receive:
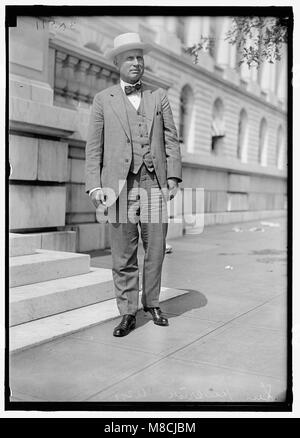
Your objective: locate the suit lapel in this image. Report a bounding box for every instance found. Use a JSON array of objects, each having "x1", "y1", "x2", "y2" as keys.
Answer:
[
  {"x1": 109, "y1": 85, "x2": 131, "y2": 140},
  {"x1": 109, "y1": 84, "x2": 156, "y2": 140},
  {"x1": 142, "y1": 87, "x2": 156, "y2": 138}
]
